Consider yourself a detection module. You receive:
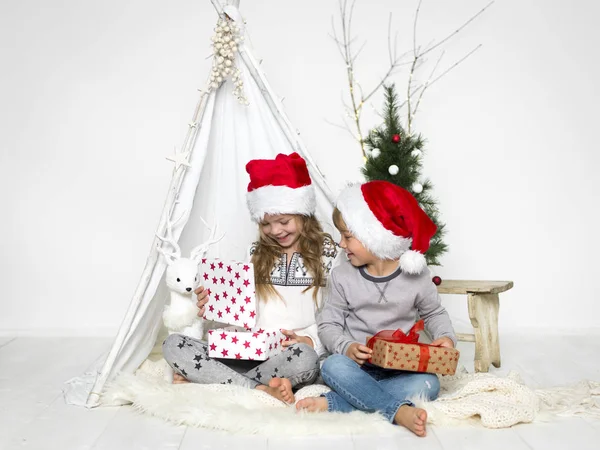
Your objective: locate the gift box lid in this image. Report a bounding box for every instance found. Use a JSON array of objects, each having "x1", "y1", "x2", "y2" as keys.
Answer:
[{"x1": 200, "y1": 258, "x2": 256, "y2": 329}]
